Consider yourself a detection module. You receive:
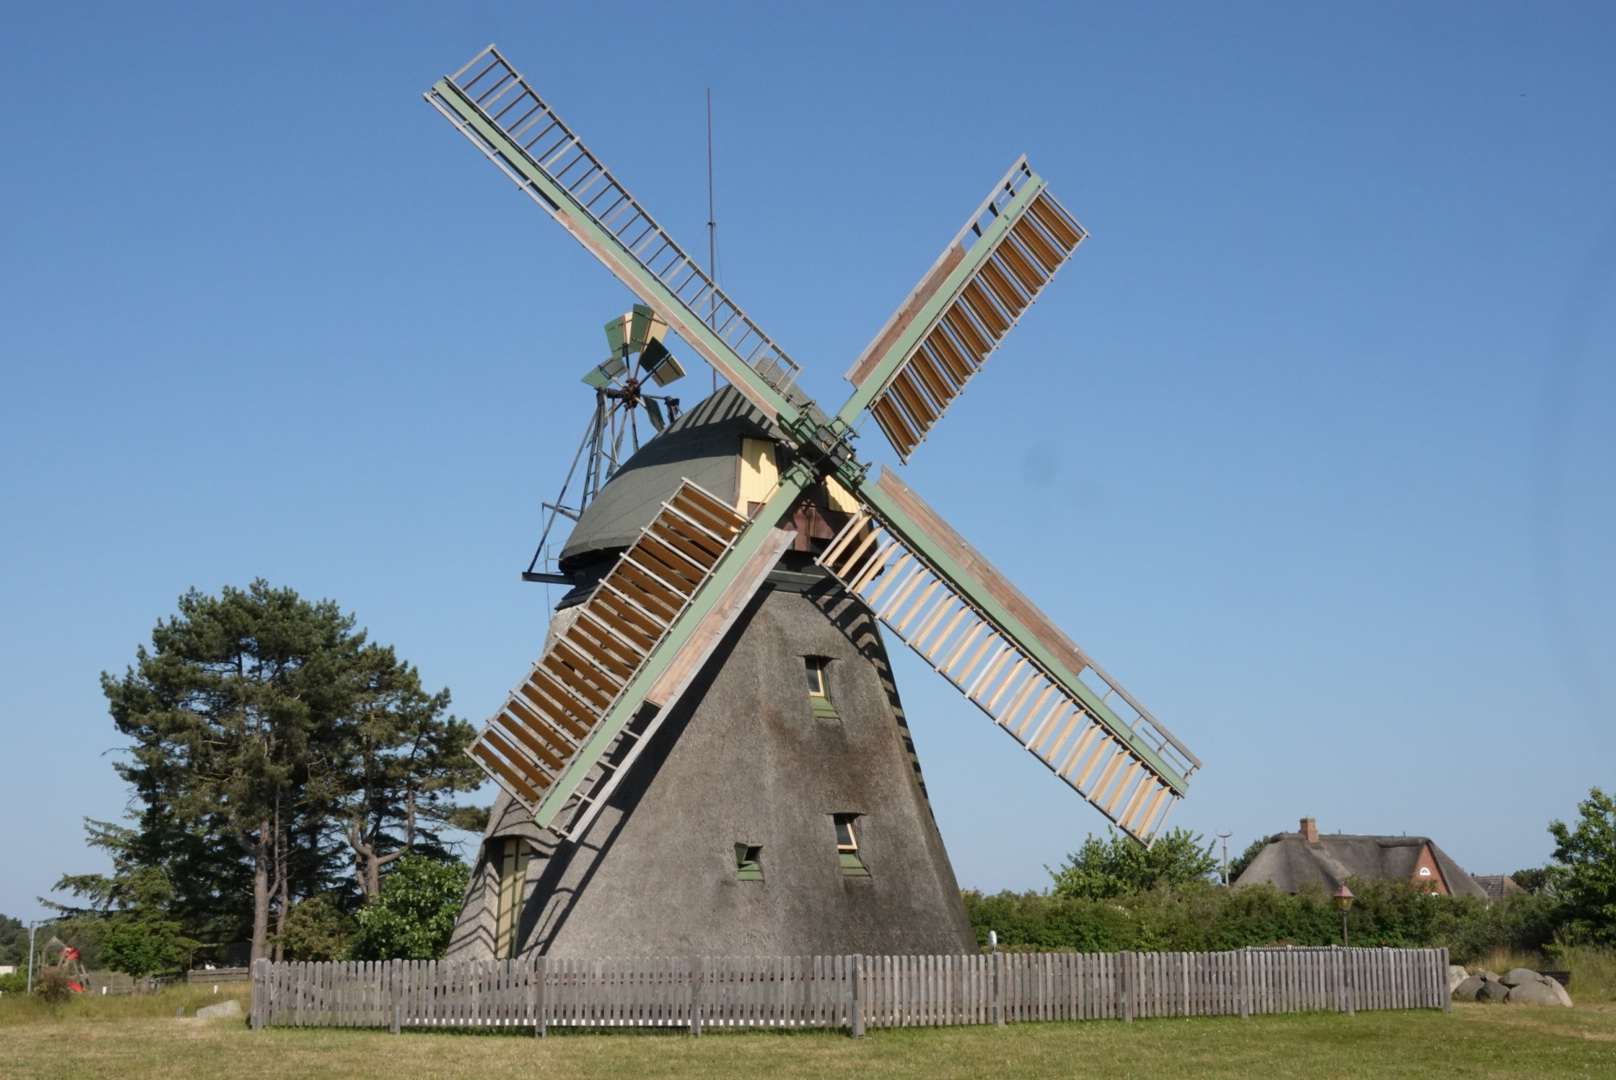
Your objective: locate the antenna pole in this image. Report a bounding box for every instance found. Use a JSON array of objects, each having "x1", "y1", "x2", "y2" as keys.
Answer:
[
  {"x1": 706, "y1": 87, "x2": 717, "y2": 393},
  {"x1": 1217, "y1": 830, "x2": 1233, "y2": 887}
]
